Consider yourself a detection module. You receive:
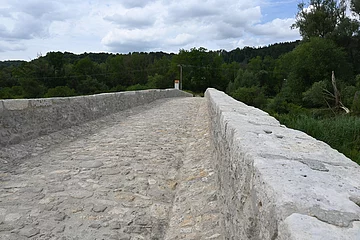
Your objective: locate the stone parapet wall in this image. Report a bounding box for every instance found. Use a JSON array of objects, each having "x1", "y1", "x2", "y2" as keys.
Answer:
[
  {"x1": 0, "y1": 89, "x2": 192, "y2": 147},
  {"x1": 205, "y1": 88, "x2": 360, "y2": 240}
]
